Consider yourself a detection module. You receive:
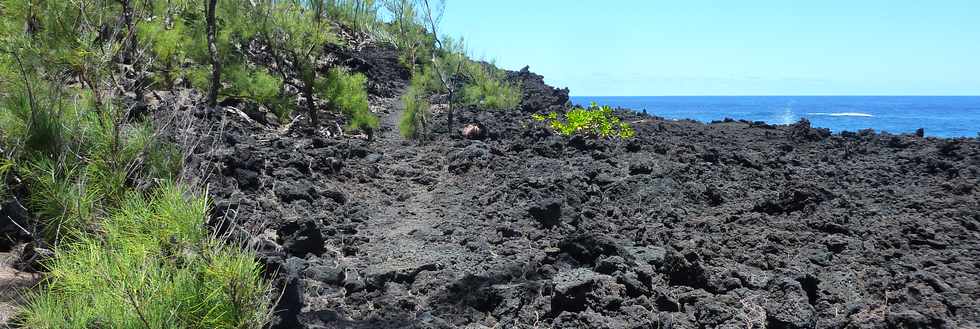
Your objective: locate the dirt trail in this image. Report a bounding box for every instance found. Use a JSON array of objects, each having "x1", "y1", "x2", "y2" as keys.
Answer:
[{"x1": 355, "y1": 98, "x2": 462, "y2": 279}]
